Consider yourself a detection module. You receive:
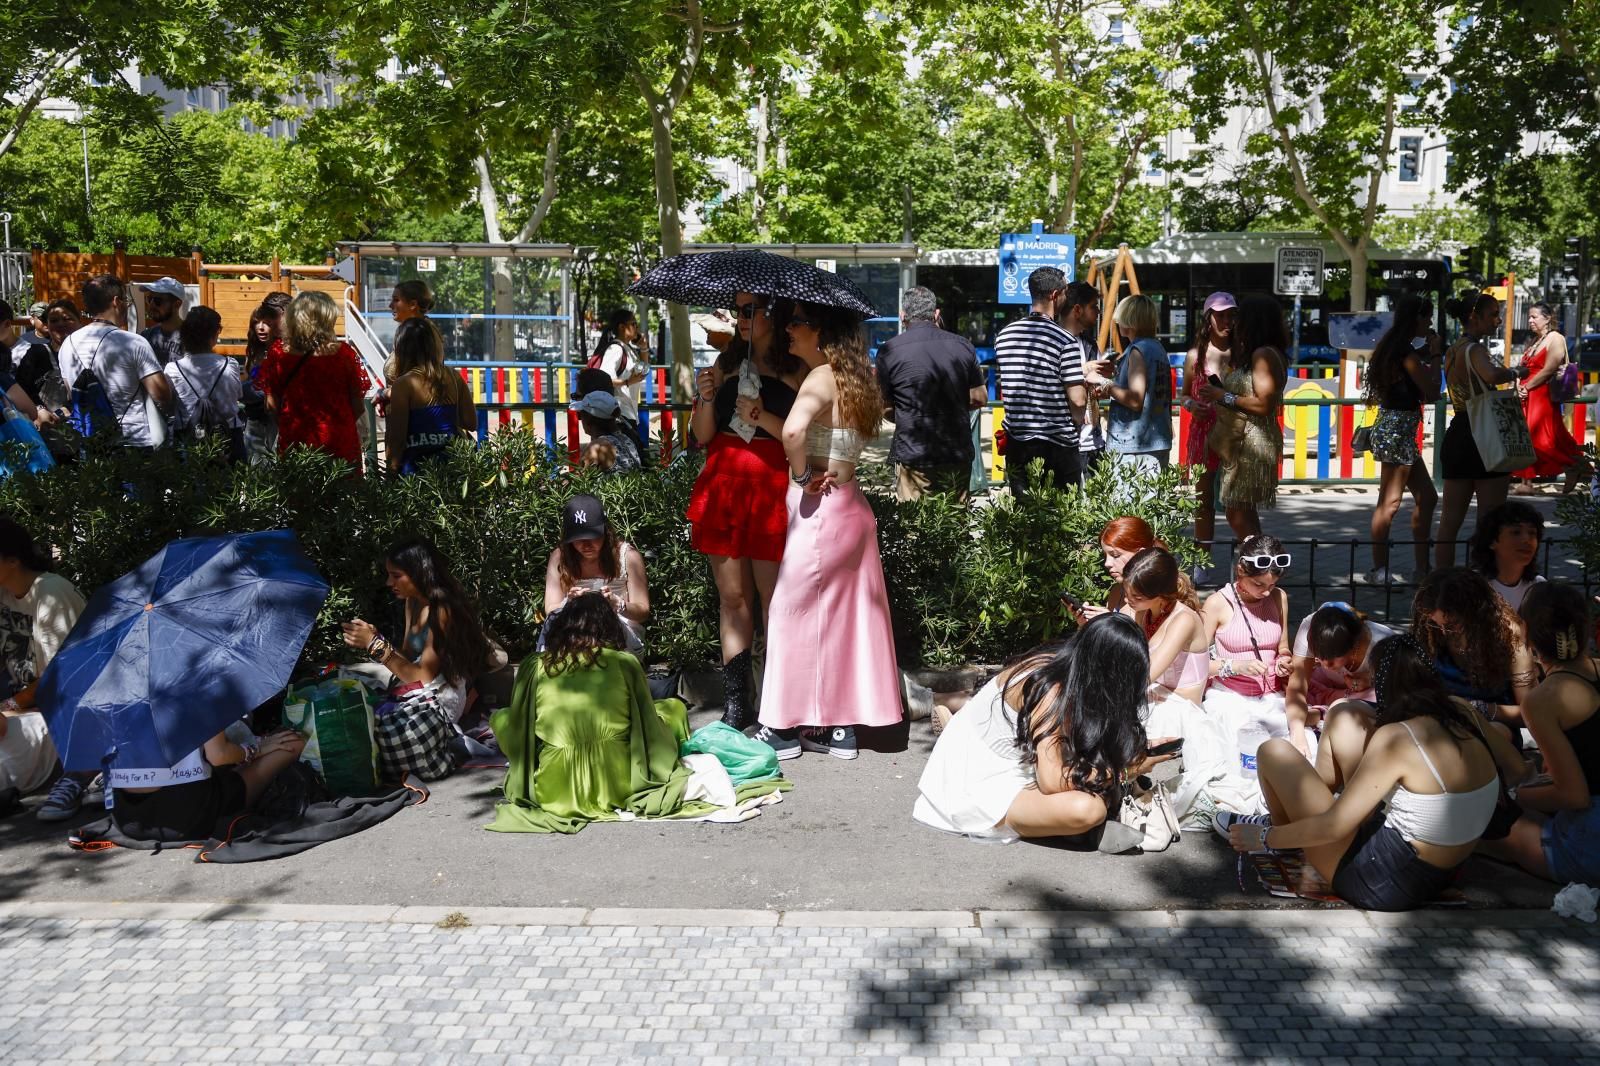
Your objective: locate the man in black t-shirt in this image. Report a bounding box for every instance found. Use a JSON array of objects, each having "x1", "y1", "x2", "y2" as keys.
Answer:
[
  {"x1": 876, "y1": 286, "x2": 987, "y2": 501},
  {"x1": 138, "y1": 277, "x2": 188, "y2": 366}
]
